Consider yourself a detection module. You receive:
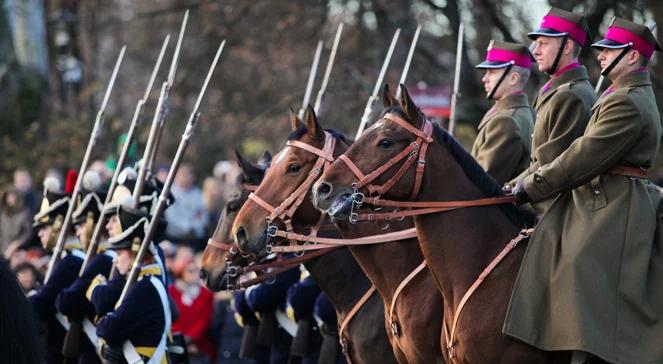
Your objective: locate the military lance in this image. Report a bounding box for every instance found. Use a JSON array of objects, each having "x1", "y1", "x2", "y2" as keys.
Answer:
[
  {"x1": 79, "y1": 35, "x2": 170, "y2": 275},
  {"x1": 117, "y1": 40, "x2": 226, "y2": 305},
  {"x1": 313, "y1": 23, "x2": 344, "y2": 114},
  {"x1": 298, "y1": 40, "x2": 324, "y2": 119},
  {"x1": 135, "y1": 10, "x2": 189, "y2": 202},
  {"x1": 44, "y1": 46, "x2": 126, "y2": 283},
  {"x1": 355, "y1": 28, "x2": 401, "y2": 138},
  {"x1": 395, "y1": 25, "x2": 421, "y2": 99},
  {"x1": 448, "y1": 22, "x2": 464, "y2": 136}
]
